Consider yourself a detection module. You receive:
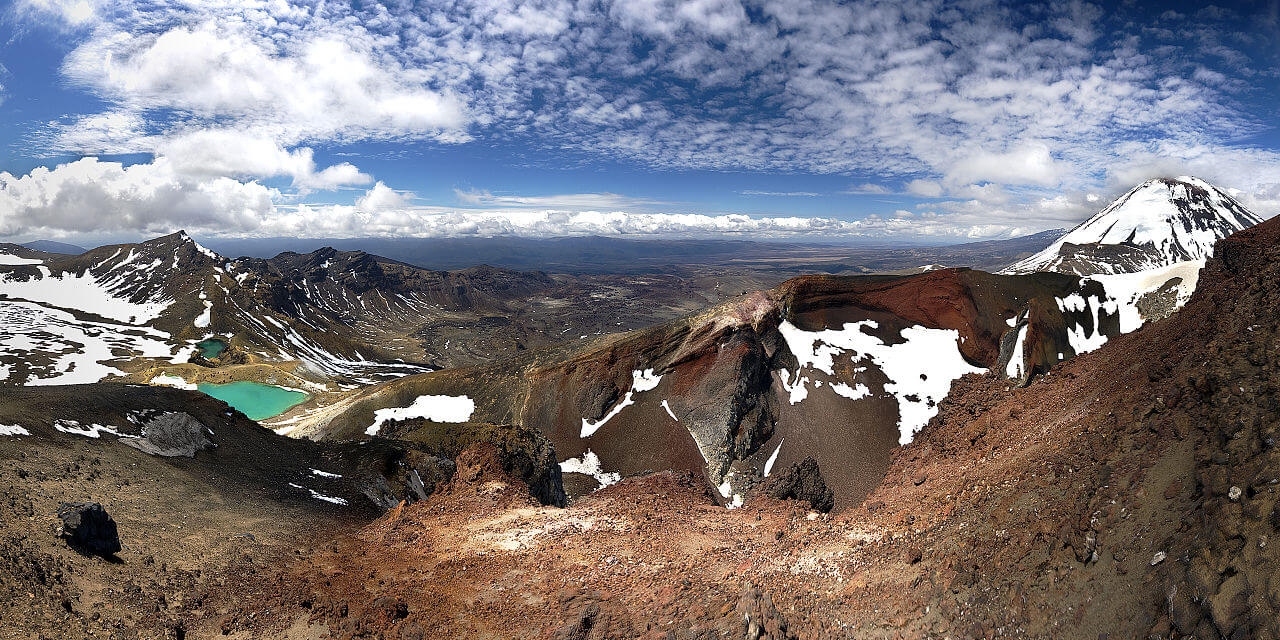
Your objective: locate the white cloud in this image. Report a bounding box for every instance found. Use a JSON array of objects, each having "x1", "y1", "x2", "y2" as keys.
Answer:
[
  {"x1": 944, "y1": 143, "x2": 1065, "y2": 188},
  {"x1": 0, "y1": 159, "x2": 997, "y2": 240},
  {"x1": 263, "y1": 206, "x2": 880, "y2": 239},
  {"x1": 739, "y1": 190, "x2": 822, "y2": 197},
  {"x1": 0, "y1": 158, "x2": 275, "y2": 236},
  {"x1": 17, "y1": 0, "x2": 101, "y2": 26},
  {"x1": 906, "y1": 180, "x2": 944, "y2": 198},
  {"x1": 154, "y1": 130, "x2": 371, "y2": 191},
  {"x1": 452, "y1": 190, "x2": 667, "y2": 210},
  {"x1": 61, "y1": 20, "x2": 467, "y2": 145},
  {"x1": 18, "y1": 2, "x2": 464, "y2": 193},
  {"x1": 358, "y1": 182, "x2": 411, "y2": 213},
  {"x1": 844, "y1": 184, "x2": 892, "y2": 195},
  {"x1": 8, "y1": 0, "x2": 1279, "y2": 240},
  {"x1": 41, "y1": 111, "x2": 149, "y2": 154}
]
